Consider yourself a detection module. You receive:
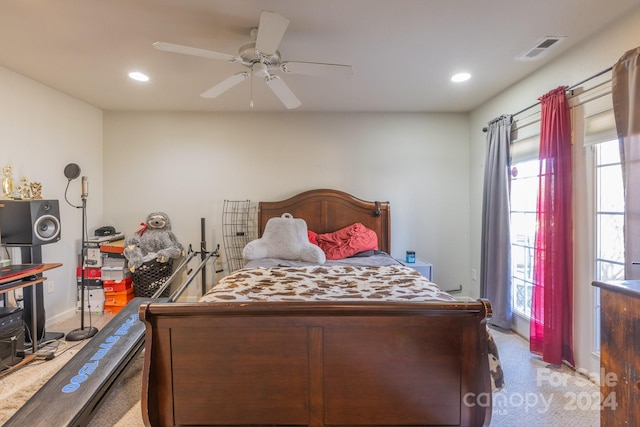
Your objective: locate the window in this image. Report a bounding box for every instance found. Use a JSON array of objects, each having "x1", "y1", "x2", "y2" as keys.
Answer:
[
  {"x1": 506, "y1": 78, "x2": 622, "y2": 352},
  {"x1": 510, "y1": 141, "x2": 624, "y2": 323},
  {"x1": 594, "y1": 139, "x2": 624, "y2": 281},
  {"x1": 593, "y1": 139, "x2": 624, "y2": 349},
  {"x1": 510, "y1": 159, "x2": 540, "y2": 318}
]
